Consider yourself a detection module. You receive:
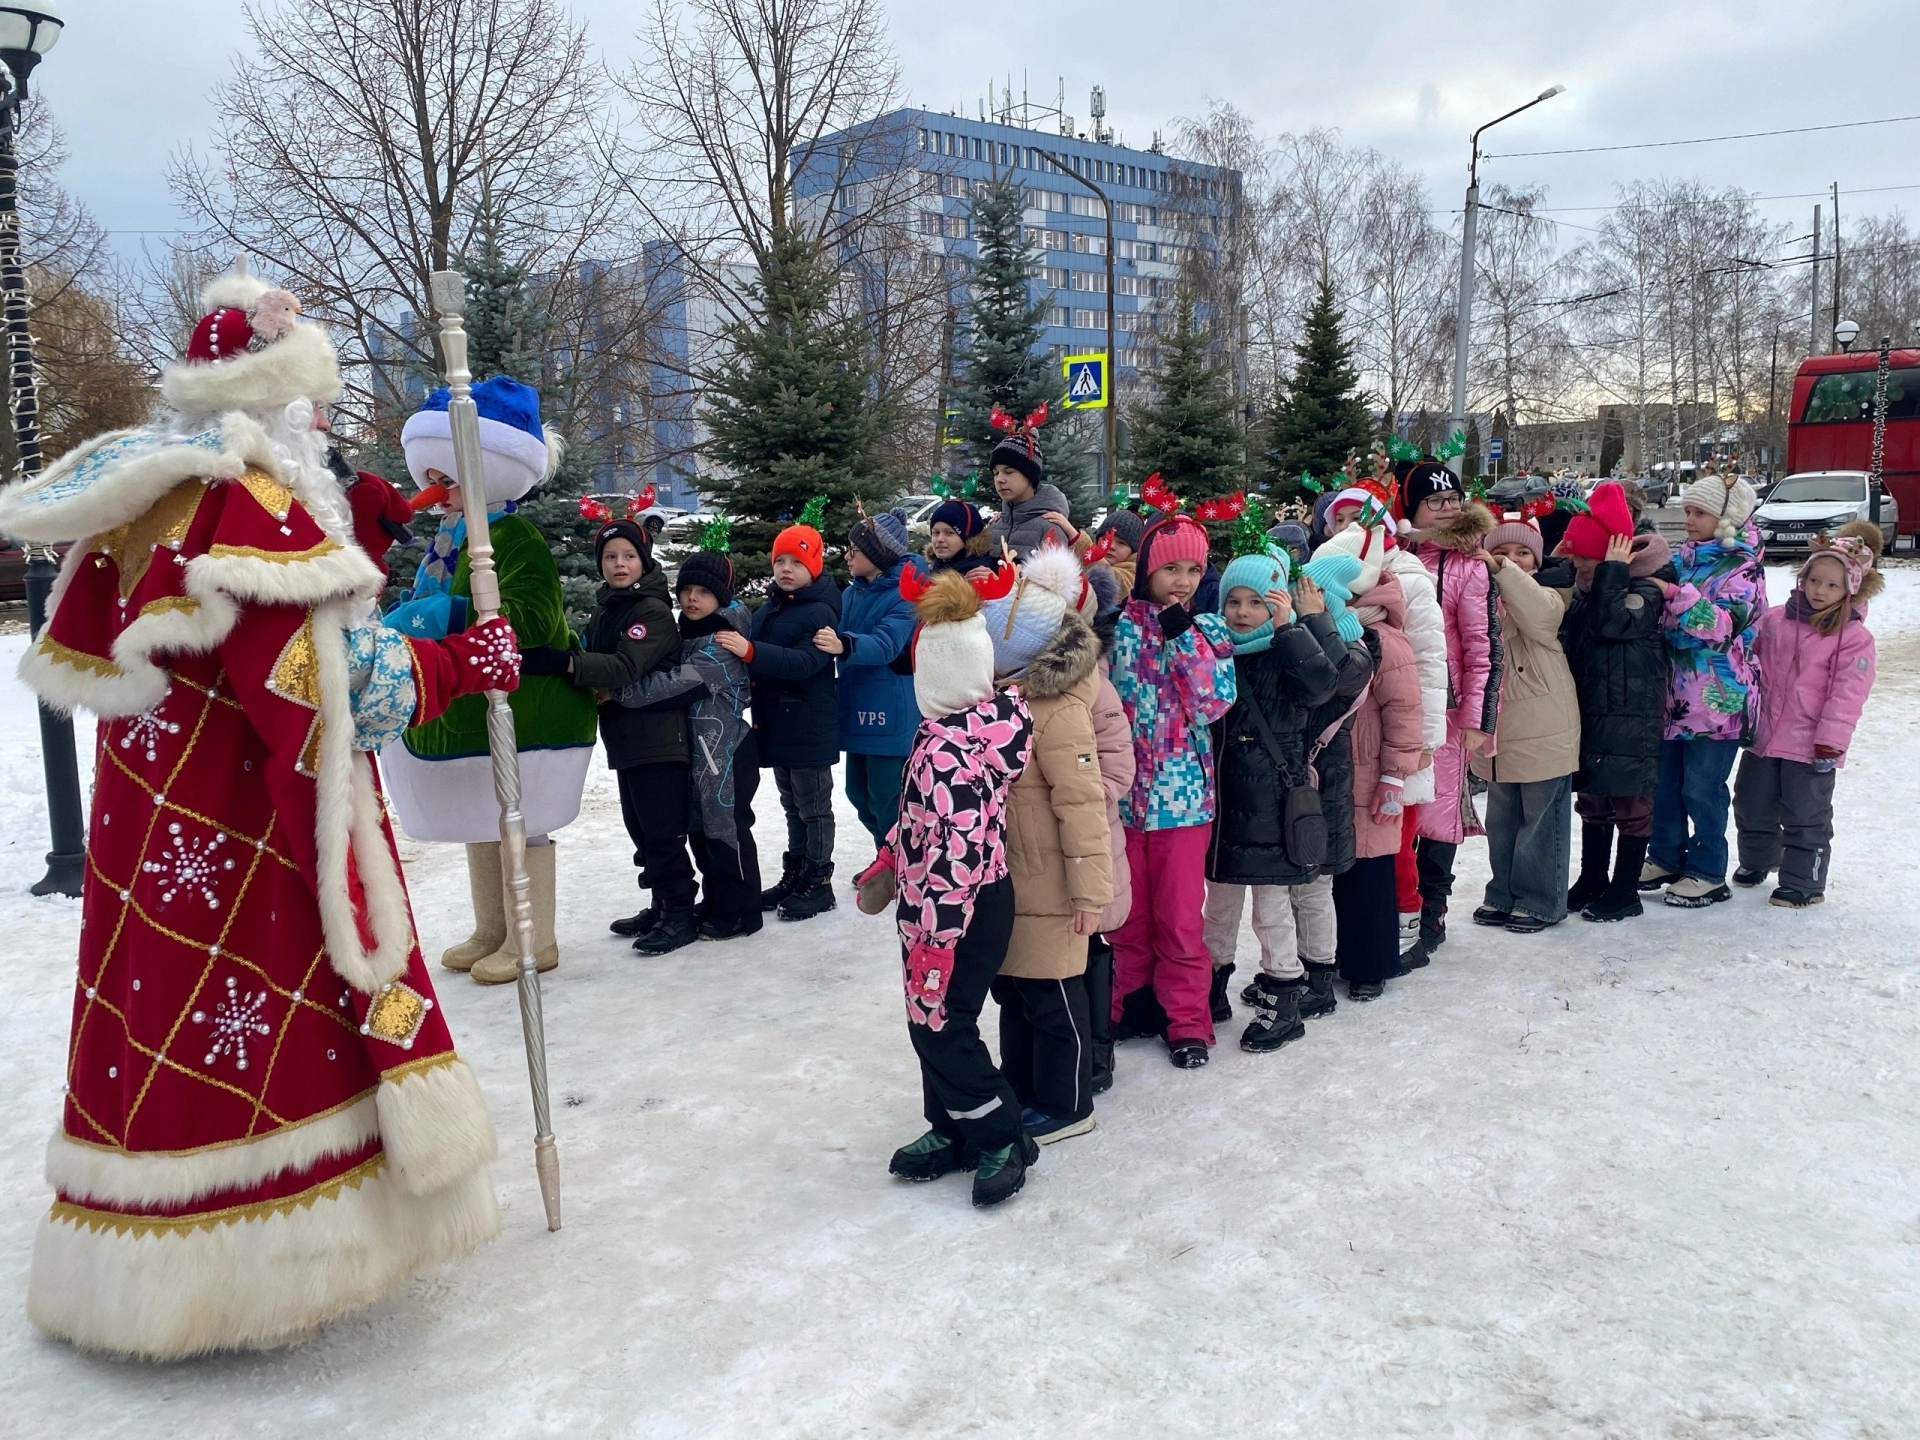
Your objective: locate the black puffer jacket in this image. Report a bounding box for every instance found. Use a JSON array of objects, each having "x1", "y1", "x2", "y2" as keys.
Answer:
[
  {"x1": 1206, "y1": 612, "x2": 1347, "y2": 887},
  {"x1": 1302, "y1": 625, "x2": 1377, "y2": 877},
  {"x1": 745, "y1": 573, "x2": 842, "y2": 768},
  {"x1": 1556, "y1": 553, "x2": 1673, "y2": 798},
  {"x1": 573, "y1": 566, "x2": 686, "y2": 770}
]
